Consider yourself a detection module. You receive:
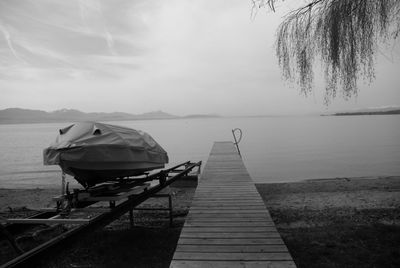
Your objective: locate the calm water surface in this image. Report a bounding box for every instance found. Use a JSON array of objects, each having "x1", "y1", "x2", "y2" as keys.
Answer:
[{"x1": 0, "y1": 116, "x2": 399, "y2": 188}]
